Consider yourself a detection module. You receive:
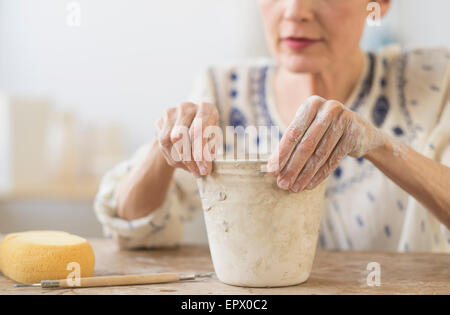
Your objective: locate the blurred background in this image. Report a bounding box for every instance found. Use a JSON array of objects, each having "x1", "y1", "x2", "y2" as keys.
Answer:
[{"x1": 1, "y1": 0, "x2": 449, "y2": 243}]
